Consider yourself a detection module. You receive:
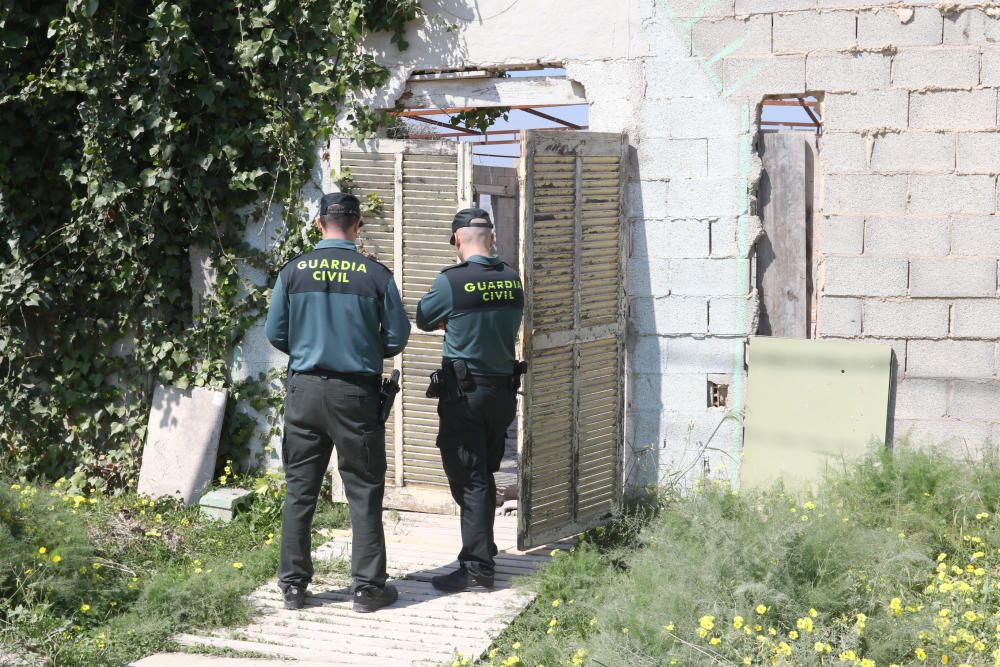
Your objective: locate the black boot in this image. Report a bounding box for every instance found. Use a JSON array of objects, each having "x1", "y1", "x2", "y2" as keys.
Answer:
[
  {"x1": 283, "y1": 584, "x2": 306, "y2": 610},
  {"x1": 431, "y1": 566, "x2": 495, "y2": 593},
  {"x1": 353, "y1": 583, "x2": 399, "y2": 613}
]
